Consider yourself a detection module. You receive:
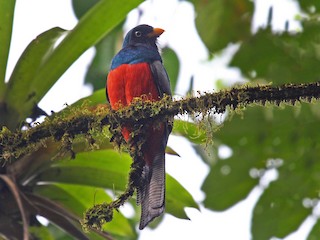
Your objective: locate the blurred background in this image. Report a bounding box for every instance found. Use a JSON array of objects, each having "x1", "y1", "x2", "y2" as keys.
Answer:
[{"x1": 2, "y1": 0, "x2": 320, "y2": 239}]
